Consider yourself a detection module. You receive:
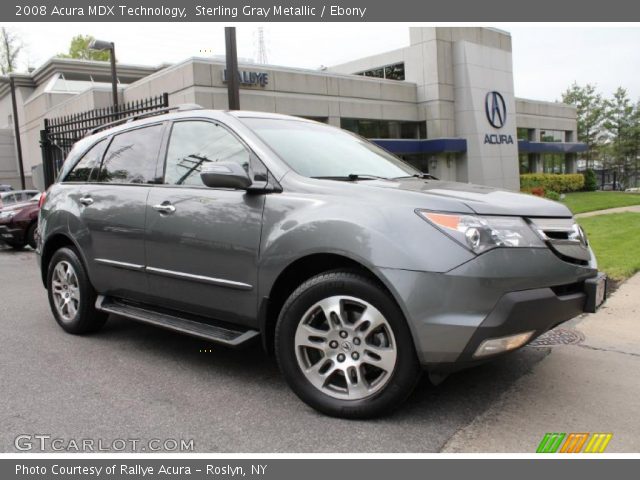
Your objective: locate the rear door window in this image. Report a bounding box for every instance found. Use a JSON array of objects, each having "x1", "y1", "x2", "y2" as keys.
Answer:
[
  {"x1": 64, "y1": 140, "x2": 106, "y2": 182},
  {"x1": 96, "y1": 124, "x2": 164, "y2": 184}
]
